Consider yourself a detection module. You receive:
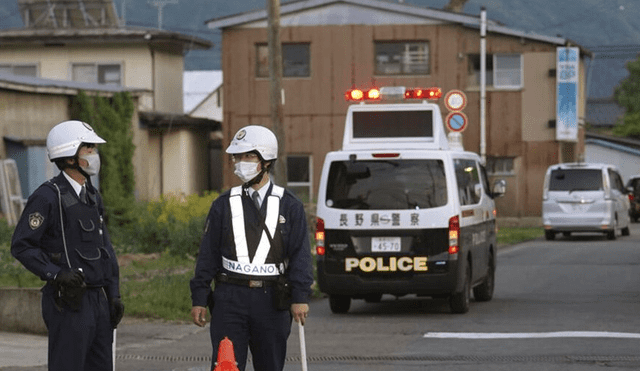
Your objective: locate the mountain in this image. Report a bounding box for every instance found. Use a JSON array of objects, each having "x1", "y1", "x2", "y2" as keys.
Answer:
[{"x1": 1, "y1": 0, "x2": 639, "y2": 100}]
